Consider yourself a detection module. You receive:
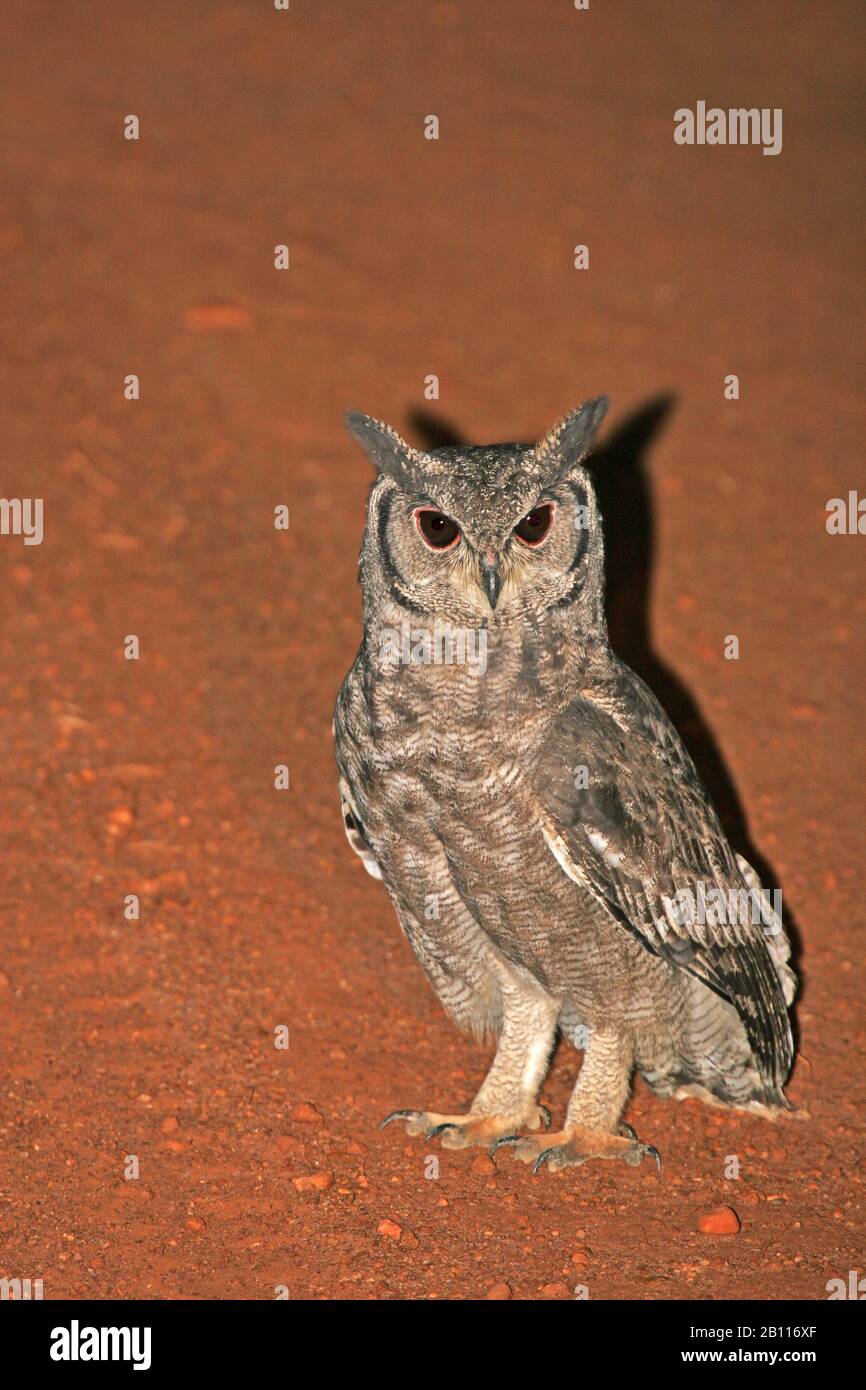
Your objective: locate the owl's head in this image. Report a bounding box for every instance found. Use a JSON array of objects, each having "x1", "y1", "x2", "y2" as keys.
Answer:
[{"x1": 347, "y1": 397, "x2": 609, "y2": 627}]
